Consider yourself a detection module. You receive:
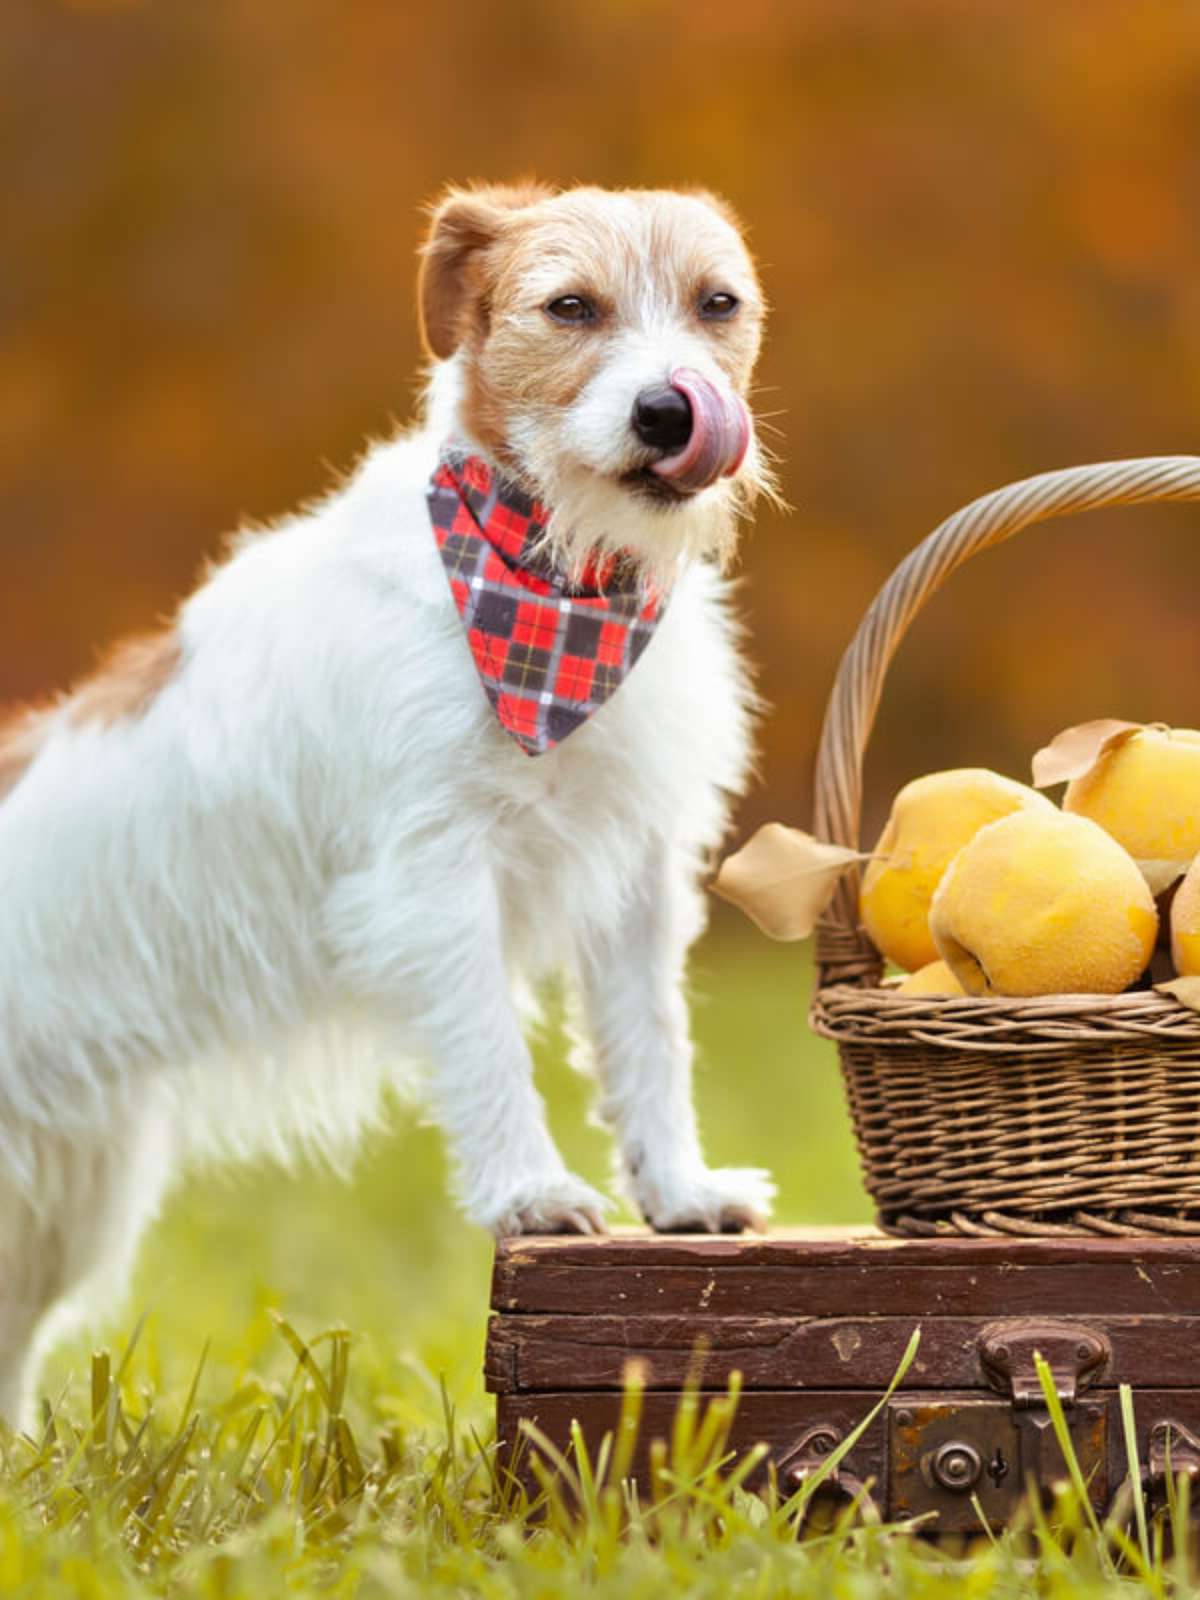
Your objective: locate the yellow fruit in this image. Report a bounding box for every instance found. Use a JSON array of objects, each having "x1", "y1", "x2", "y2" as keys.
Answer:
[
  {"x1": 930, "y1": 810, "x2": 1158, "y2": 996},
  {"x1": 1171, "y1": 856, "x2": 1200, "y2": 976},
  {"x1": 859, "y1": 769, "x2": 1056, "y2": 972},
  {"x1": 1064, "y1": 726, "x2": 1200, "y2": 862},
  {"x1": 894, "y1": 960, "x2": 965, "y2": 996}
]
